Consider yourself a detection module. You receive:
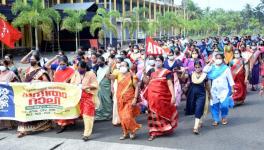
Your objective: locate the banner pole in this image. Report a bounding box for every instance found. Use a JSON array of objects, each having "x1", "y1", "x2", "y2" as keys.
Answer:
[{"x1": 1, "y1": 42, "x2": 4, "y2": 59}]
